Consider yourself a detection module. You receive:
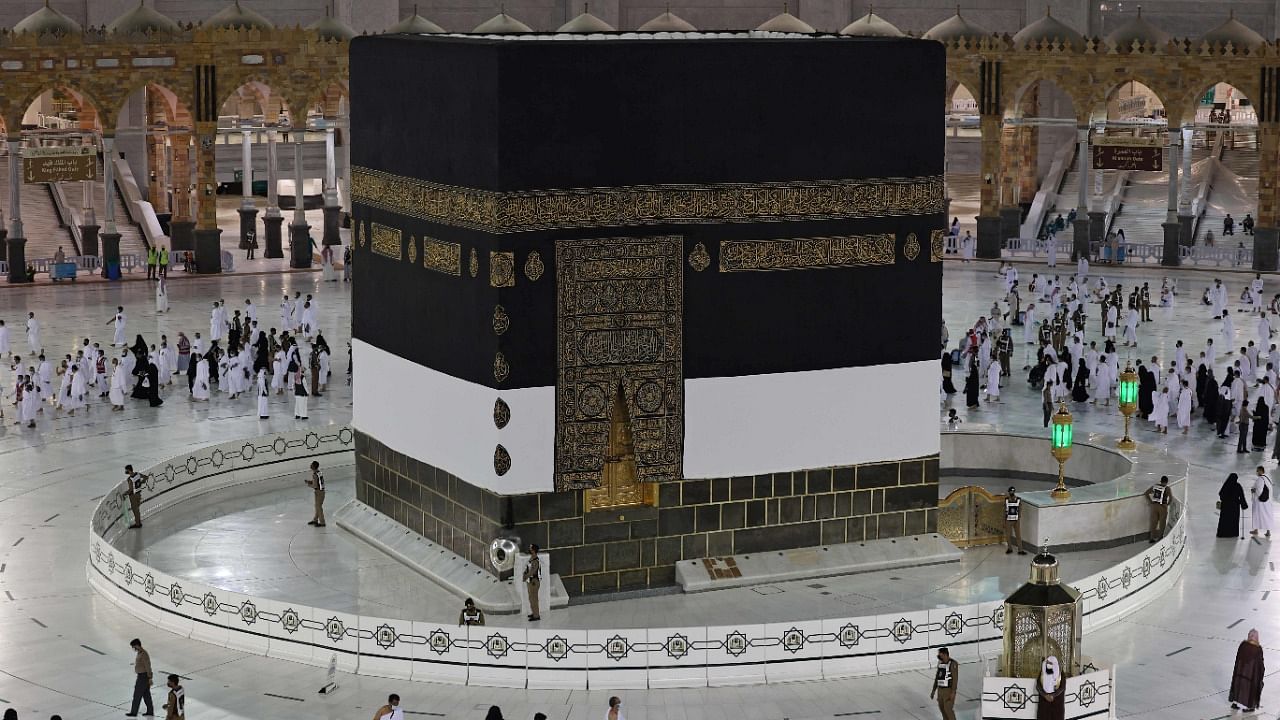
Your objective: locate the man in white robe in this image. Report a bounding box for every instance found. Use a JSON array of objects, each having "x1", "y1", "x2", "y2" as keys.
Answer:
[
  {"x1": 1176, "y1": 381, "x2": 1193, "y2": 434},
  {"x1": 0, "y1": 320, "x2": 9, "y2": 358},
  {"x1": 245, "y1": 298, "x2": 258, "y2": 325},
  {"x1": 26, "y1": 313, "x2": 39, "y2": 354},
  {"x1": 1252, "y1": 466, "x2": 1274, "y2": 538}
]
